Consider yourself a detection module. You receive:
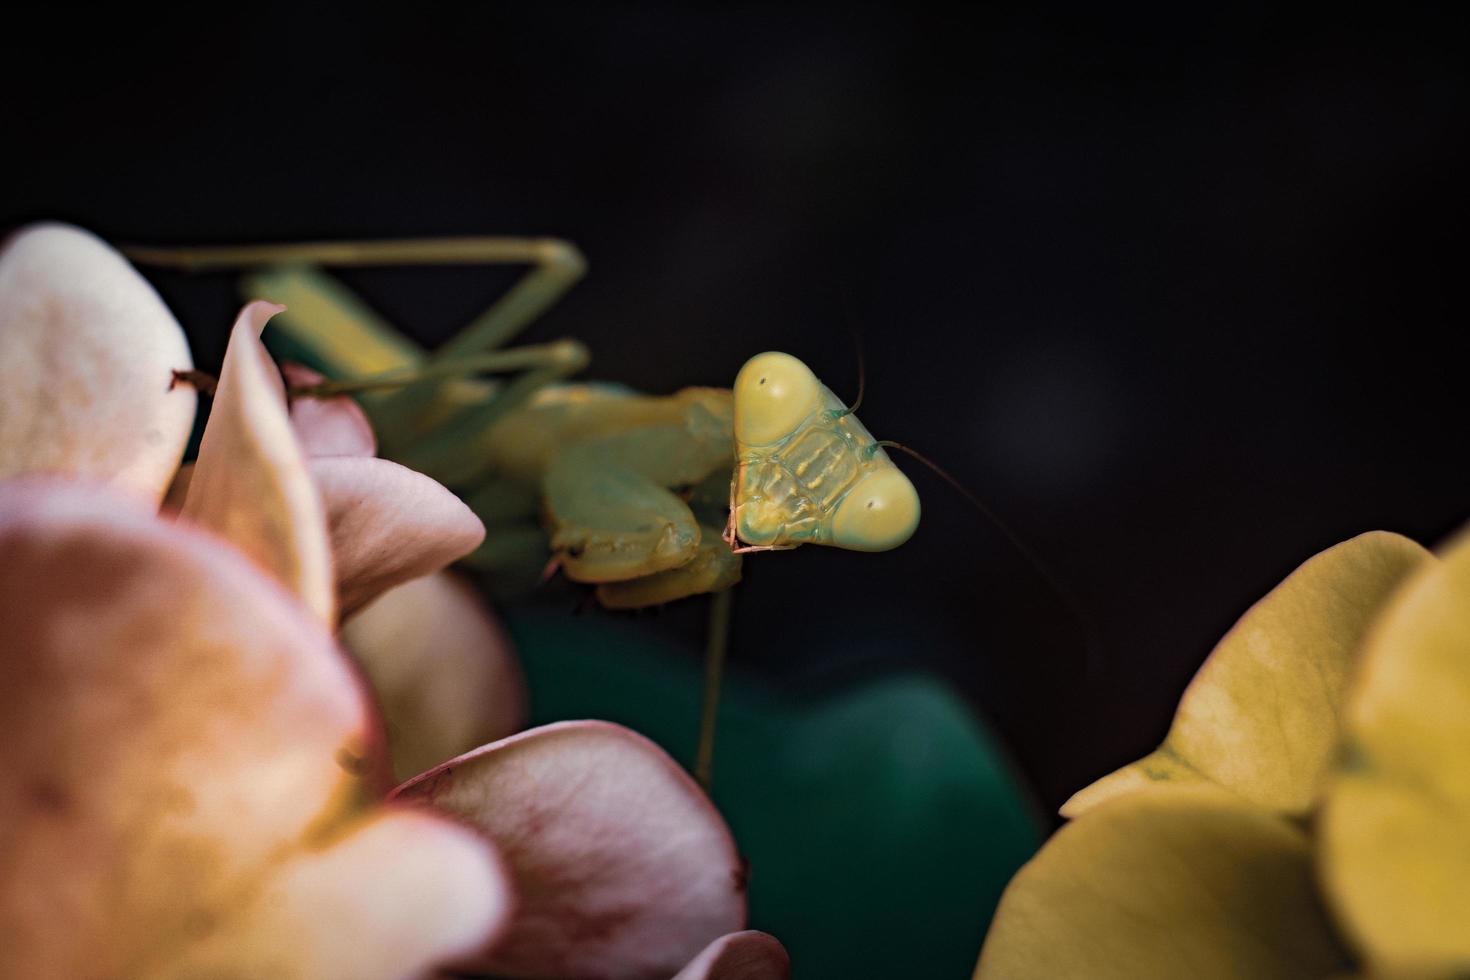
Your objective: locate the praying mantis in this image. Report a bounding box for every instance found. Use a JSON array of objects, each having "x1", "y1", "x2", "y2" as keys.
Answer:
[
  {"x1": 126, "y1": 236, "x2": 922, "y2": 610},
  {"x1": 127, "y1": 235, "x2": 1093, "y2": 788}
]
